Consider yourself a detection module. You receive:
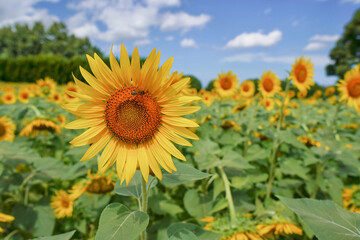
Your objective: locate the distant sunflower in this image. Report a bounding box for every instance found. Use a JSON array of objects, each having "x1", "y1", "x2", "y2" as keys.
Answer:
[
  {"x1": 20, "y1": 119, "x2": 61, "y2": 137},
  {"x1": 214, "y1": 71, "x2": 239, "y2": 98},
  {"x1": 50, "y1": 190, "x2": 74, "y2": 219},
  {"x1": 48, "y1": 92, "x2": 62, "y2": 104},
  {"x1": 64, "y1": 44, "x2": 200, "y2": 184},
  {"x1": 202, "y1": 91, "x2": 215, "y2": 106},
  {"x1": 36, "y1": 77, "x2": 57, "y2": 97},
  {"x1": 240, "y1": 80, "x2": 255, "y2": 98},
  {"x1": 0, "y1": 212, "x2": 14, "y2": 233},
  {"x1": 325, "y1": 86, "x2": 335, "y2": 97},
  {"x1": 290, "y1": 57, "x2": 315, "y2": 92},
  {"x1": 63, "y1": 82, "x2": 79, "y2": 102},
  {"x1": 1, "y1": 92, "x2": 16, "y2": 104},
  {"x1": 0, "y1": 117, "x2": 16, "y2": 142},
  {"x1": 257, "y1": 222, "x2": 303, "y2": 237},
  {"x1": 337, "y1": 67, "x2": 360, "y2": 107},
  {"x1": 262, "y1": 98, "x2": 275, "y2": 111},
  {"x1": 258, "y1": 71, "x2": 281, "y2": 97},
  {"x1": 18, "y1": 88, "x2": 32, "y2": 103},
  {"x1": 297, "y1": 90, "x2": 307, "y2": 99}
]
